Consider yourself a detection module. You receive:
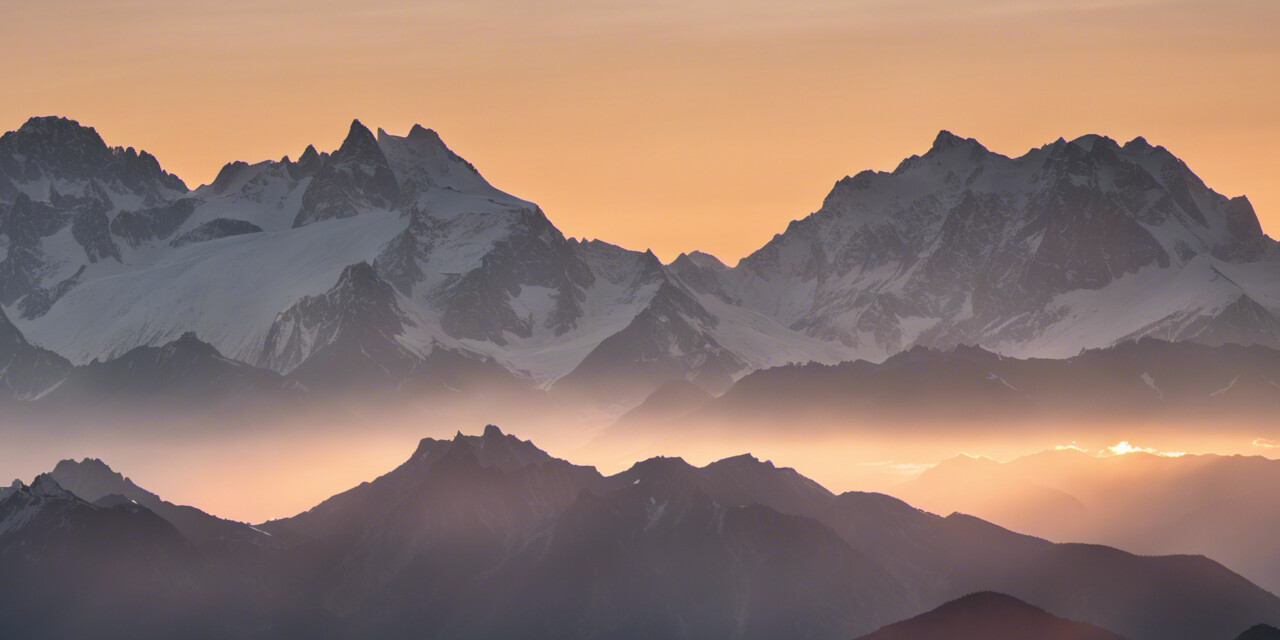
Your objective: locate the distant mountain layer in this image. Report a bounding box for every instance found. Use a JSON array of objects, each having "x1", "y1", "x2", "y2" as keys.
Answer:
[
  {"x1": 3, "y1": 117, "x2": 1278, "y2": 407},
  {"x1": 893, "y1": 444, "x2": 1280, "y2": 597},
  {"x1": 598, "y1": 339, "x2": 1280, "y2": 456},
  {"x1": 704, "y1": 339, "x2": 1280, "y2": 424},
  {"x1": 5, "y1": 426, "x2": 1278, "y2": 640}
]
